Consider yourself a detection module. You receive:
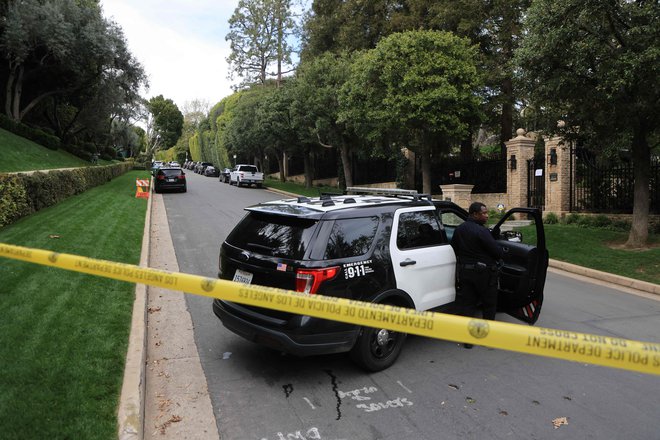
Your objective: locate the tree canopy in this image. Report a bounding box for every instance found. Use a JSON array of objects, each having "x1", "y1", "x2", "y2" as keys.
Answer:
[
  {"x1": 226, "y1": 0, "x2": 297, "y2": 87},
  {"x1": 516, "y1": 0, "x2": 660, "y2": 247},
  {"x1": 340, "y1": 30, "x2": 483, "y2": 194},
  {"x1": 0, "y1": 0, "x2": 146, "y2": 153}
]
